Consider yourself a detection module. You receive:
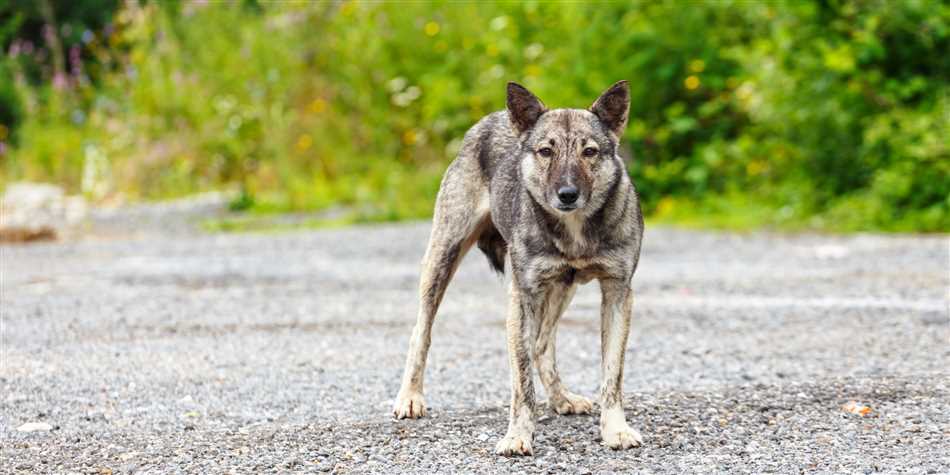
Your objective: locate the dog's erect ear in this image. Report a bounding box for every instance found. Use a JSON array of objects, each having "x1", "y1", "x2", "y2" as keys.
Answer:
[
  {"x1": 590, "y1": 80, "x2": 630, "y2": 137},
  {"x1": 507, "y1": 82, "x2": 546, "y2": 133}
]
